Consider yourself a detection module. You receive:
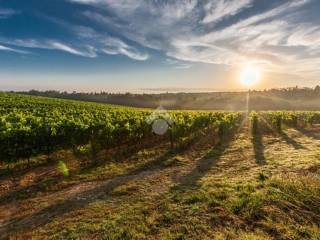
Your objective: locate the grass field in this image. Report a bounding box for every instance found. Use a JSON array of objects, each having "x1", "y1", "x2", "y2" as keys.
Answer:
[{"x1": 1, "y1": 116, "x2": 320, "y2": 239}]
